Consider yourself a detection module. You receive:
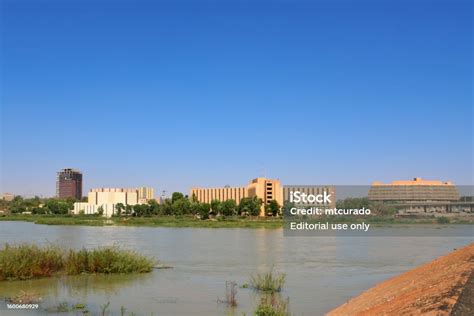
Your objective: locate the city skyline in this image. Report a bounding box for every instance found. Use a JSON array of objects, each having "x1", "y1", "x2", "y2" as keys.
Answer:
[{"x1": 2, "y1": 0, "x2": 473, "y2": 196}]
